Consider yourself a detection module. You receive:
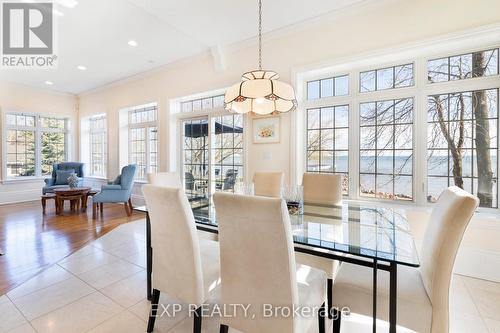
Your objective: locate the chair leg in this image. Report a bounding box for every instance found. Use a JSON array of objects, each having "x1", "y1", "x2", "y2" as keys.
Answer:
[
  {"x1": 100, "y1": 202, "x2": 104, "y2": 215},
  {"x1": 128, "y1": 198, "x2": 133, "y2": 211},
  {"x1": 93, "y1": 203, "x2": 97, "y2": 219},
  {"x1": 147, "y1": 289, "x2": 161, "y2": 333},
  {"x1": 318, "y1": 302, "x2": 326, "y2": 333},
  {"x1": 193, "y1": 306, "x2": 202, "y2": 333},
  {"x1": 219, "y1": 324, "x2": 229, "y2": 333},
  {"x1": 327, "y1": 278, "x2": 333, "y2": 320},
  {"x1": 124, "y1": 202, "x2": 130, "y2": 216},
  {"x1": 332, "y1": 308, "x2": 341, "y2": 333}
]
